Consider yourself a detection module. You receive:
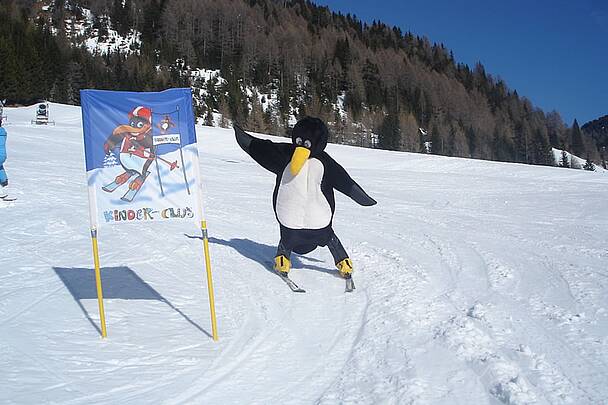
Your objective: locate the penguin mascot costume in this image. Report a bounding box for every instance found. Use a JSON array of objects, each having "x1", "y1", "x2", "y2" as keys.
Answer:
[{"x1": 234, "y1": 117, "x2": 376, "y2": 281}]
